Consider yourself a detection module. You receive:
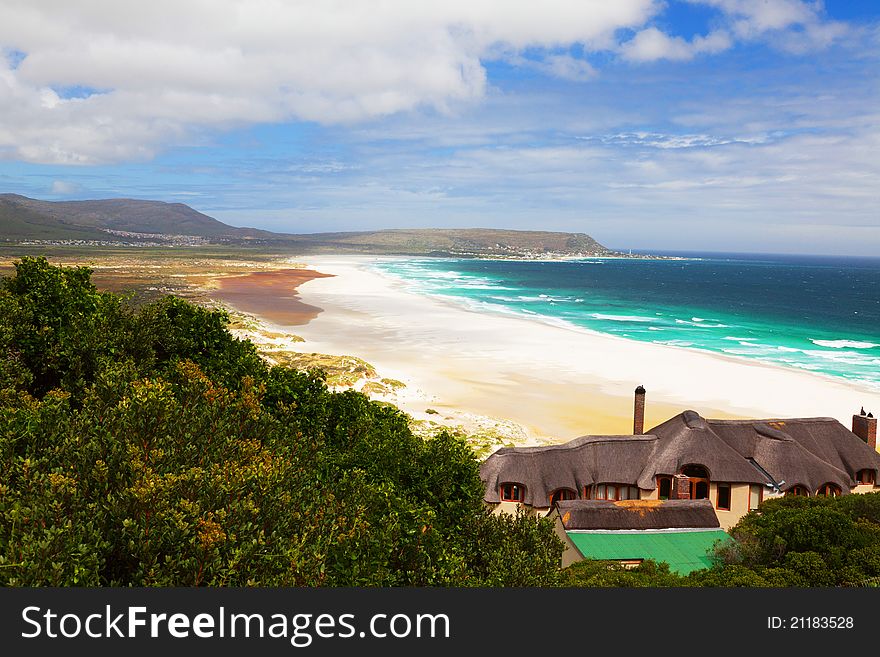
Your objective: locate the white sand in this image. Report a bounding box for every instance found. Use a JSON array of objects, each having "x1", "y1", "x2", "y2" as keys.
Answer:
[{"x1": 273, "y1": 255, "x2": 880, "y2": 442}]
